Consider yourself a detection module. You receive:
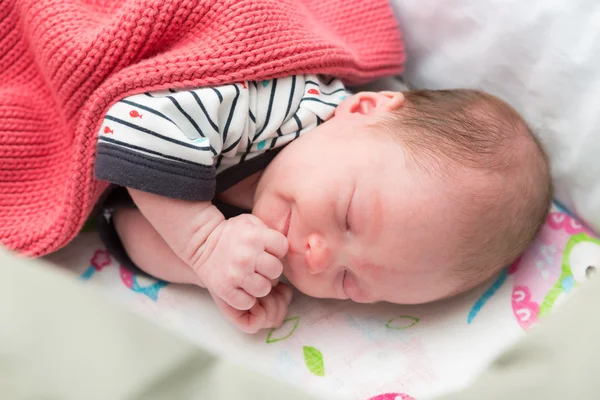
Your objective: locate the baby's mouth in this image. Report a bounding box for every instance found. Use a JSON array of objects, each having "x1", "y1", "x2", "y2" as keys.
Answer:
[{"x1": 282, "y1": 211, "x2": 292, "y2": 238}]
